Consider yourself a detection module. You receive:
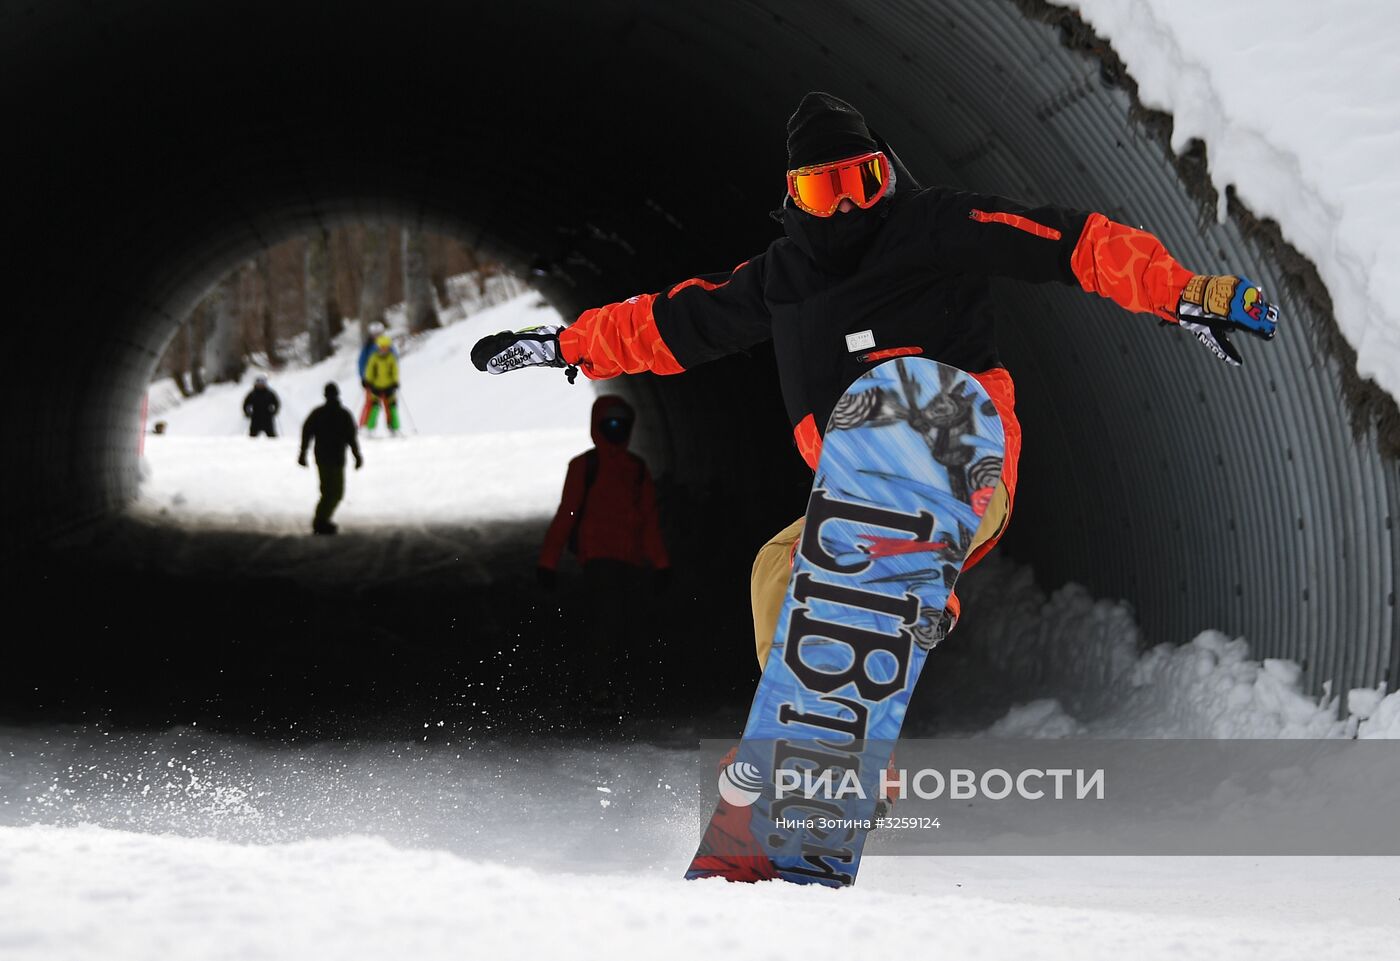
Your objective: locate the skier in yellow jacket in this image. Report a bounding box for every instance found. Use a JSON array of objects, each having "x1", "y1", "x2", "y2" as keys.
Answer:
[{"x1": 360, "y1": 334, "x2": 401, "y2": 435}]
